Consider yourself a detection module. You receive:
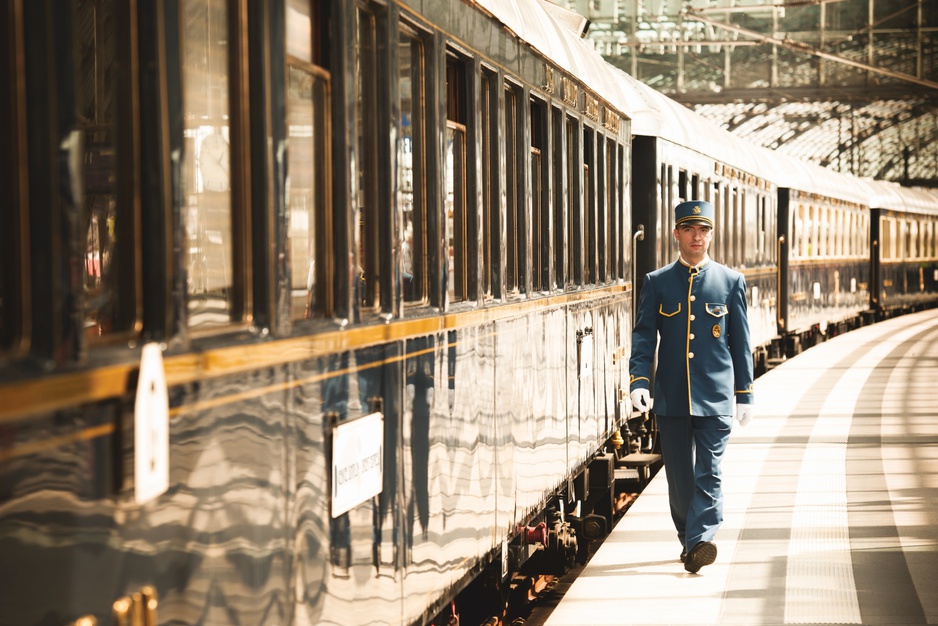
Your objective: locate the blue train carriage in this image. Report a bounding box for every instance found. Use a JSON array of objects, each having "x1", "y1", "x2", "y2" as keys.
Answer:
[
  {"x1": 773, "y1": 156, "x2": 874, "y2": 355},
  {"x1": 0, "y1": 1, "x2": 637, "y2": 625},
  {"x1": 623, "y1": 71, "x2": 780, "y2": 375},
  {"x1": 868, "y1": 181, "x2": 938, "y2": 316}
]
